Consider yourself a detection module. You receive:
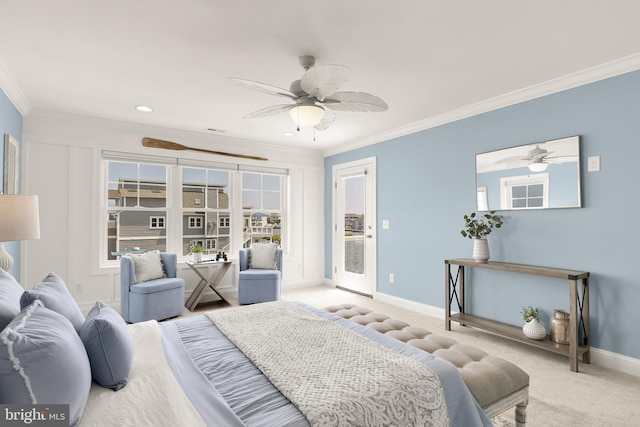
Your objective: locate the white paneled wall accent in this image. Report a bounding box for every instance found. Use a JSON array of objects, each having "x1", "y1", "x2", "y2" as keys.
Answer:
[{"x1": 23, "y1": 109, "x2": 325, "y2": 313}]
